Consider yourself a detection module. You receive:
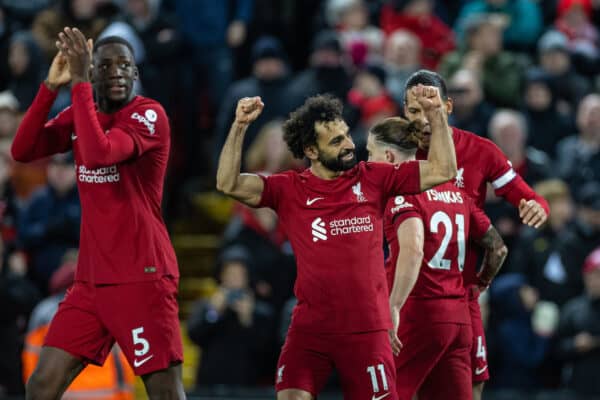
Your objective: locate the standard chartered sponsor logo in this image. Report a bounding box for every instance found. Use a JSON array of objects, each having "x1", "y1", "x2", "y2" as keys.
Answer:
[
  {"x1": 311, "y1": 217, "x2": 327, "y2": 242},
  {"x1": 77, "y1": 165, "x2": 120, "y2": 184},
  {"x1": 311, "y1": 216, "x2": 374, "y2": 242}
]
